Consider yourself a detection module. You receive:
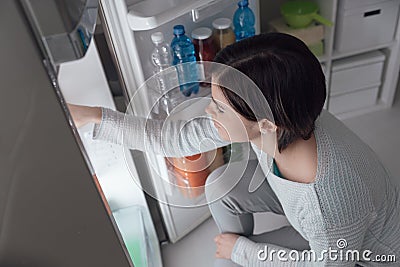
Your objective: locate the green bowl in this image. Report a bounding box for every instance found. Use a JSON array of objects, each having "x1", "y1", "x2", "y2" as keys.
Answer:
[{"x1": 281, "y1": 1, "x2": 333, "y2": 29}]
